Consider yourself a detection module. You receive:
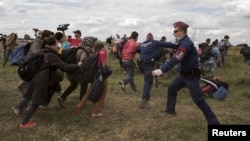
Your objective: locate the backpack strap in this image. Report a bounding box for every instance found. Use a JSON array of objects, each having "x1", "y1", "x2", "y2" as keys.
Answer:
[{"x1": 200, "y1": 77, "x2": 218, "y2": 89}]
